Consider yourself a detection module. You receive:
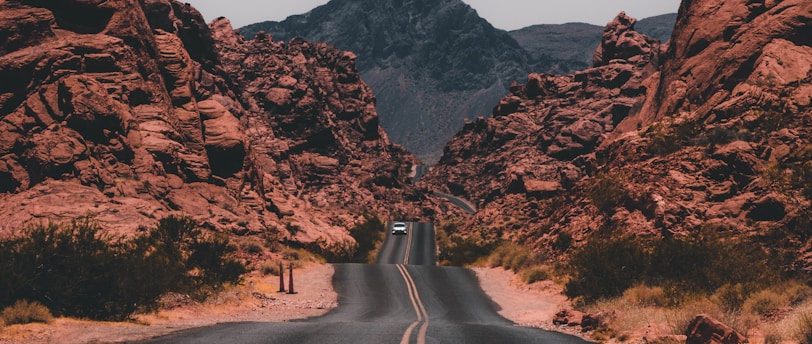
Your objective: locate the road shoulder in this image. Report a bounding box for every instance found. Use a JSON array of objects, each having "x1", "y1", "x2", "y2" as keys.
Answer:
[
  {"x1": 0, "y1": 264, "x2": 337, "y2": 344},
  {"x1": 471, "y1": 267, "x2": 588, "y2": 340}
]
